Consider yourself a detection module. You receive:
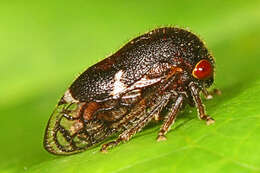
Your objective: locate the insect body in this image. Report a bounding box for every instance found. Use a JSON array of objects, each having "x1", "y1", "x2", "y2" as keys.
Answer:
[{"x1": 44, "y1": 27, "x2": 216, "y2": 155}]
